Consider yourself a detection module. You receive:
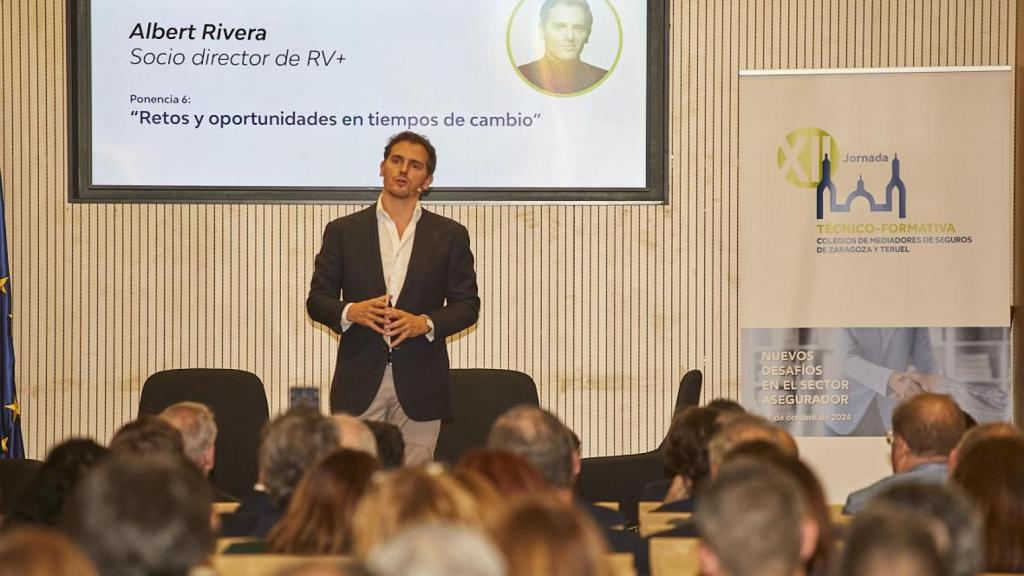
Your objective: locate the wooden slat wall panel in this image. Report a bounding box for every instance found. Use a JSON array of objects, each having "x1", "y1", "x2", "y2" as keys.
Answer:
[{"x1": 0, "y1": 0, "x2": 1015, "y2": 459}]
